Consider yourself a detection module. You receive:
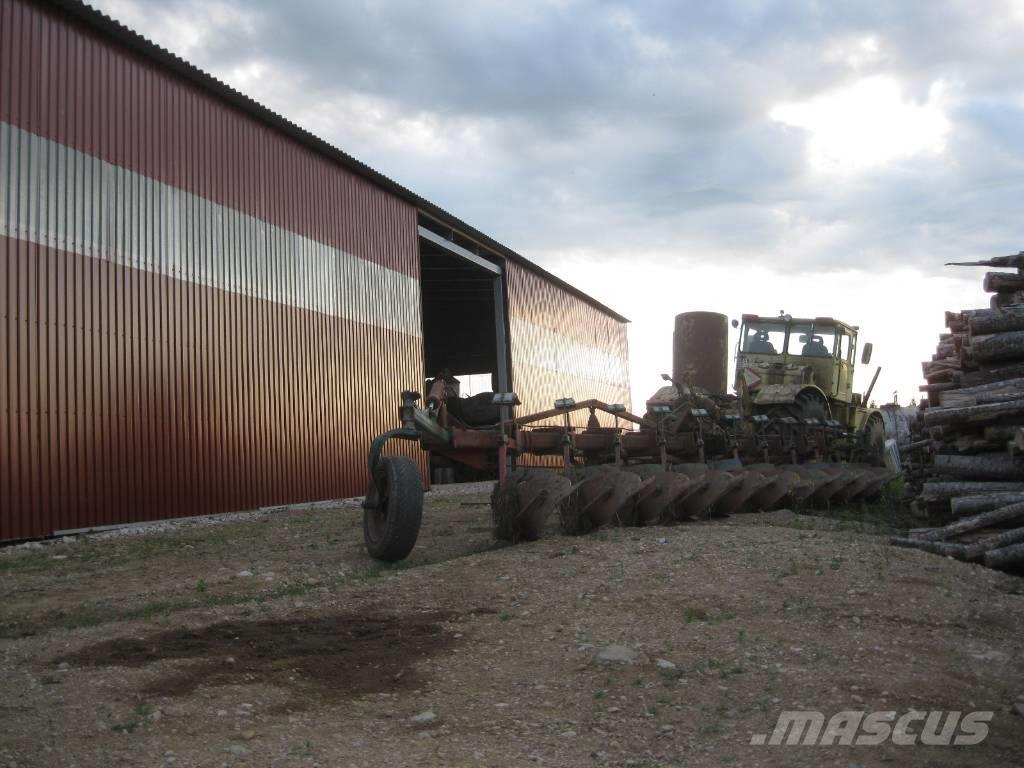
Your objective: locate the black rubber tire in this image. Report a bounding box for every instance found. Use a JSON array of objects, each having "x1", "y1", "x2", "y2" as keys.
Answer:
[
  {"x1": 794, "y1": 389, "x2": 831, "y2": 422},
  {"x1": 863, "y1": 415, "x2": 886, "y2": 466},
  {"x1": 363, "y1": 456, "x2": 424, "y2": 562}
]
